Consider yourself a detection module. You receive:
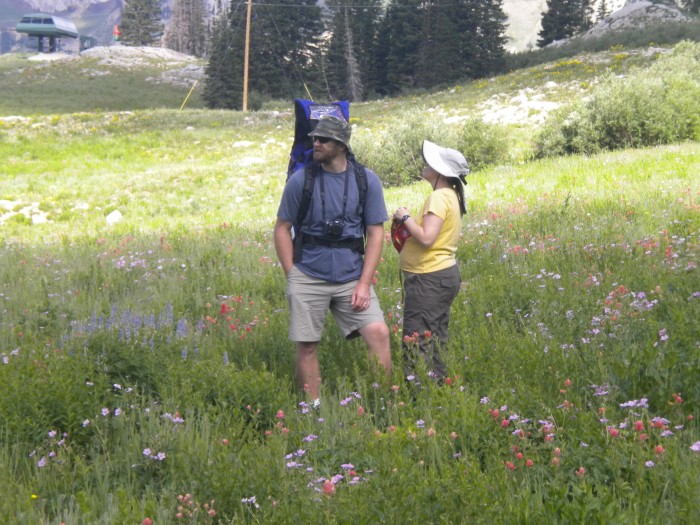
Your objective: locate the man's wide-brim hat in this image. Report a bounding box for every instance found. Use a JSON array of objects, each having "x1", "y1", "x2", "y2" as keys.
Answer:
[
  {"x1": 309, "y1": 115, "x2": 351, "y2": 148},
  {"x1": 422, "y1": 140, "x2": 470, "y2": 185}
]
